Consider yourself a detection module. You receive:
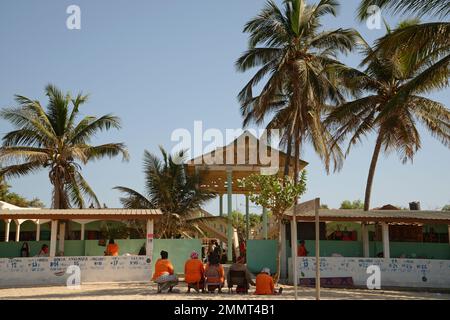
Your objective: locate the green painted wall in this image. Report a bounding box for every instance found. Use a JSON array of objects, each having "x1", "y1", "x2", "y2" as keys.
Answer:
[
  {"x1": 0, "y1": 239, "x2": 202, "y2": 273},
  {"x1": 152, "y1": 239, "x2": 202, "y2": 275},
  {"x1": 0, "y1": 241, "x2": 50, "y2": 257},
  {"x1": 286, "y1": 240, "x2": 450, "y2": 259},
  {"x1": 247, "y1": 240, "x2": 278, "y2": 275}
]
